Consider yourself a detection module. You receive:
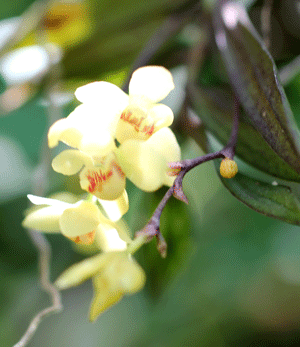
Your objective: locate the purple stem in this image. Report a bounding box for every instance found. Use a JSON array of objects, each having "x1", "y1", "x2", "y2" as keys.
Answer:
[{"x1": 136, "y1": 93, "x2": 240, "y2": 255}]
